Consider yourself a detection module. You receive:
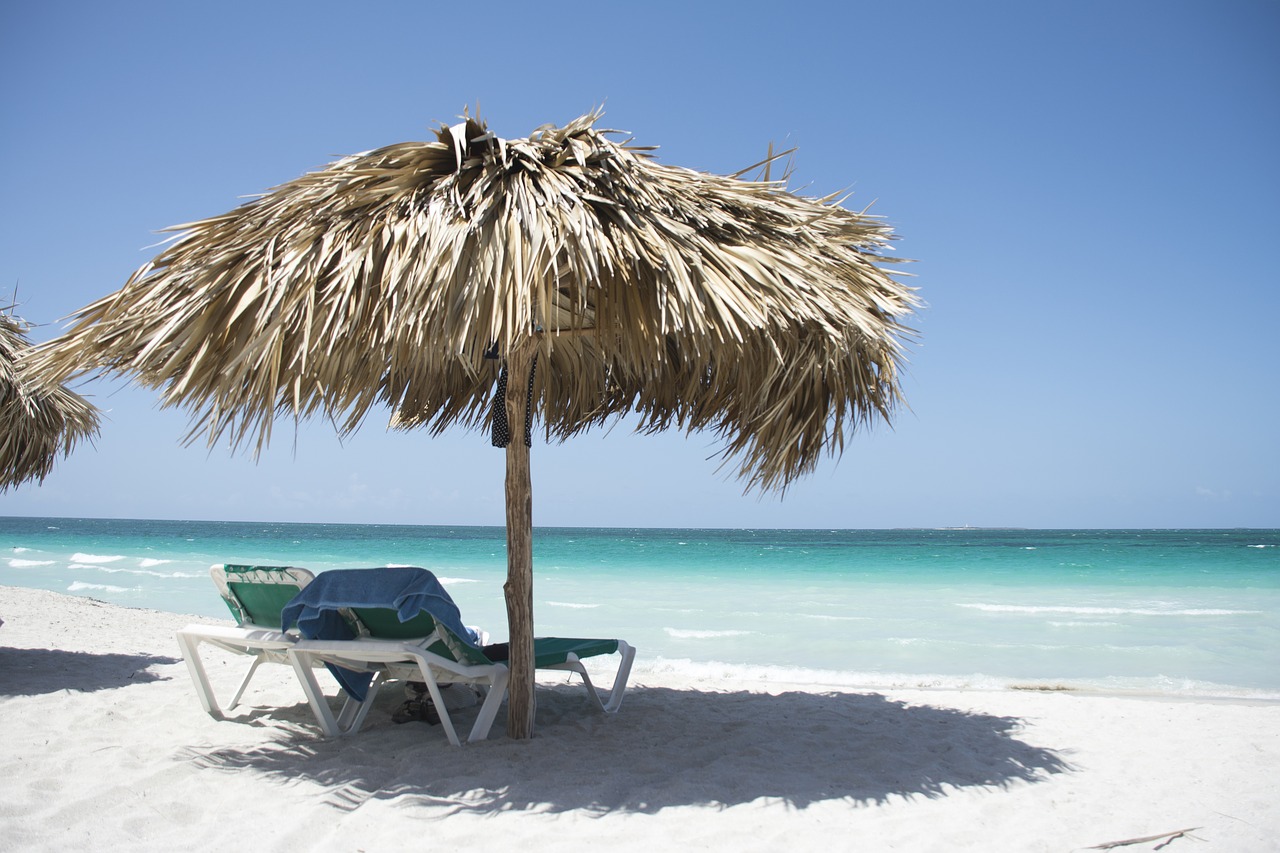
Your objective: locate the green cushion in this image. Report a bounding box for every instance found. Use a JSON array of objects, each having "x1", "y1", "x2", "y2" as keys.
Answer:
[
  {"x1": 225, "y1": 581, "x2": 300, "y2": 626},
  {"x1": 532, "y1": 637, "x2": 620, "y2": 667},
  {"x1": 350, "y1": 607, "x2": 488, "y2": 664},
  {"x1": 220, "y1": 565, "x2": 310, "y2": 627},
  {"x1": 353, "y1": 607, "x2": 434, "y2": 639},
  {"x1": 349, "y1": 608, "x2": 618, "y2": 669}
]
